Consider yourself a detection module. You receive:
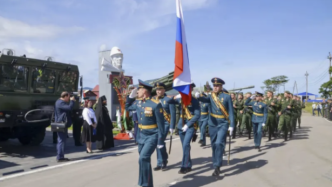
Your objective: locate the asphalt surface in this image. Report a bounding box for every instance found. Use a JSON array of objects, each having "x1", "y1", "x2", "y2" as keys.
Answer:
[{"x1": 1, "y1": 113, "x2": 332, "y2": 187}]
